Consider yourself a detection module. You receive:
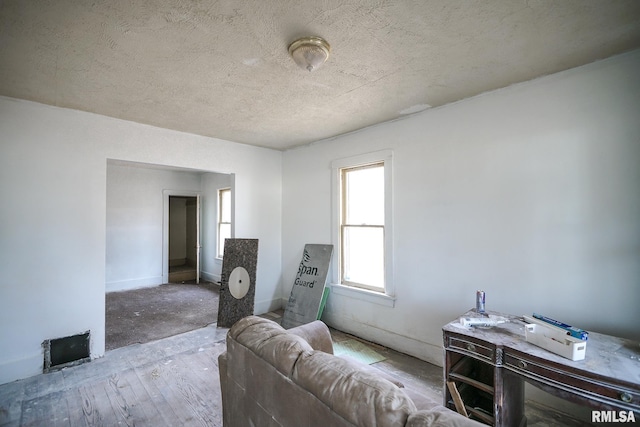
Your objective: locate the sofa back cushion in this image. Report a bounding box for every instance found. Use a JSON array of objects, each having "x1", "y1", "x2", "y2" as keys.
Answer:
[
  {"x1": 229, "y1": 316, "x2": 314, "y2": 377},
  {"x1": 293, "y1": 350, "x2": 418, "y2": 427}
]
